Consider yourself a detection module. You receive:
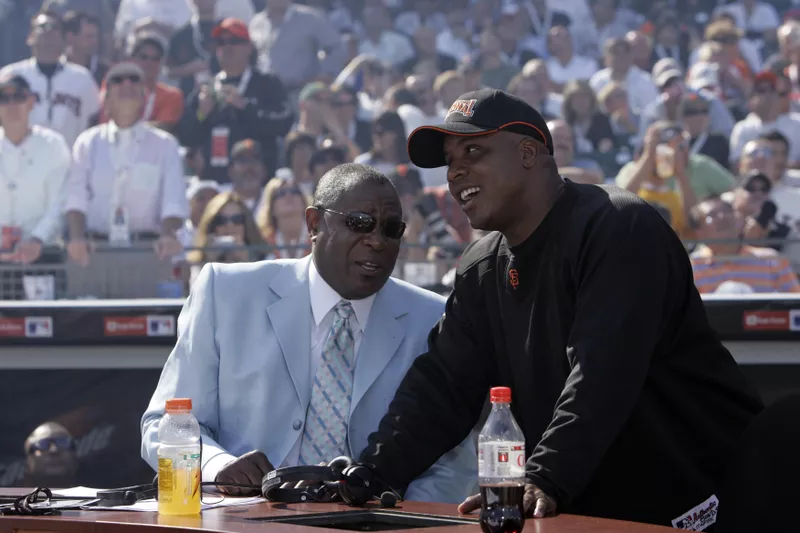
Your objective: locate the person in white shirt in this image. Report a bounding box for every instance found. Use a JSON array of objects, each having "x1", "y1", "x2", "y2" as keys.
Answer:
[
  {"x1": 359, "y1": 4, "x2": 415, "y2": 69},
  {"x1": 63, "y1": 62, "x2": 188, "y2": 267},
  {"x1": 0, "y1": 74, "x2": 71, "y2": 265},
  {"x1": 544, "y1": 25, "x2": 598, "y2": 92},
  {"x1": 730, "y1": 71, "x2": 800, "y2": 167},
  {"x1": 590, "y1": 37, "x2": 658, "y2": 113},
  {"x1": 0, "y1": 11, "x2": 100, "y2": 147}
]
